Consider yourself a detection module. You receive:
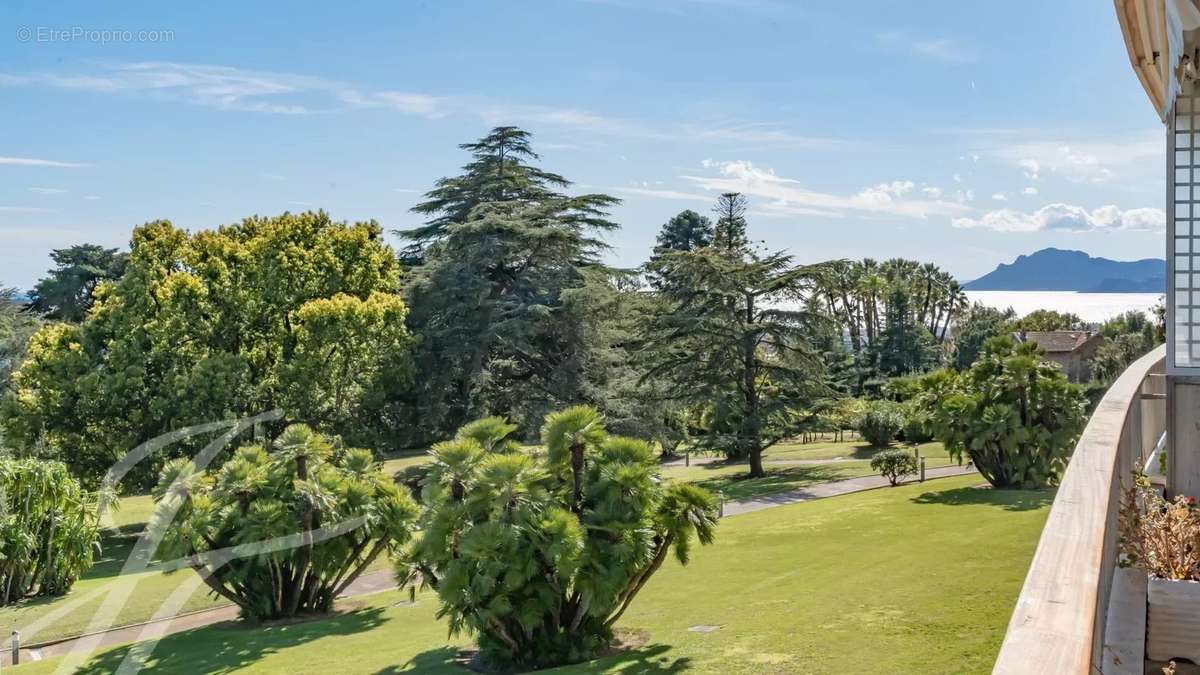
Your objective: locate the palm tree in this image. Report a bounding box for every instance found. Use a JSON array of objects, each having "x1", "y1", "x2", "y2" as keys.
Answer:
[
  {"x1": 917, "y1": 262, "x2": 940, "y2": 326},
  {"x1": 938, "y1": 281, "x2": 969, "y2": 341}
]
